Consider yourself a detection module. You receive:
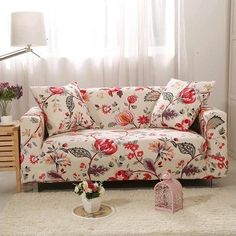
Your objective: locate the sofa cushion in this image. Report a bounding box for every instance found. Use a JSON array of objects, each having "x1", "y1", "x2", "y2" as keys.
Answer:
[
  {"x1": 41, "y1": 128, "x2": 206, "y2": 182},
  {"x1": 31, "y1": 83, "x2": 97, "y2": 136},
  {"x1": 150, "y1": 79, "x2": 215, "y2": 131},
  {"x1": 80, "y1": 86, "x2": 163, "y2": 130}
]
